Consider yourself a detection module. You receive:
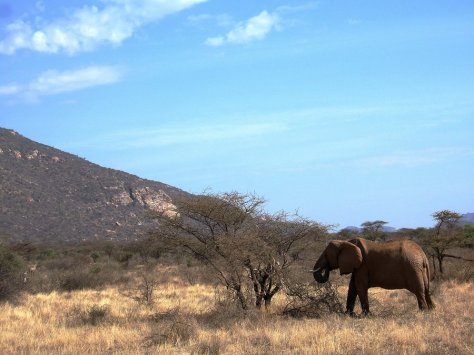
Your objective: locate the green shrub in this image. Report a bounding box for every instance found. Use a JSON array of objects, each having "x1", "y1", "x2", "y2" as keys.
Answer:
[
  {"x1": 0, "y1": 246, "x2": 26, "y2": 301},
  {"x1": 37, "y1": 248, "x2": 57, "y2": 261}
]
